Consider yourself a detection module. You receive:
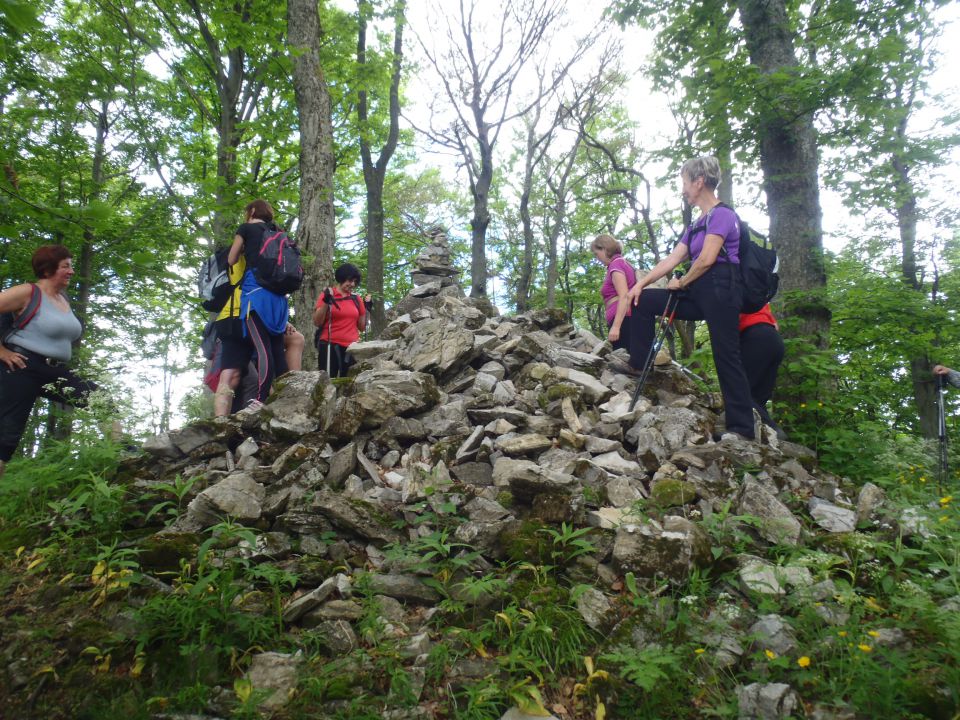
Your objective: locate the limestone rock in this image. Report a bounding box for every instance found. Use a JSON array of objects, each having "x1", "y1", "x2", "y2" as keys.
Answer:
[
  {"x1": 735, "y1": 479, "x2": 802, "y2": 545},
  {"x1": 809, "y1": 497, "x2": 856, "y2": 533},
  {"x1": 396, "y1": 318, "x2": 476, "y2": 375},
  {"x1": 735, "y1": 682, "x2": 800, "y2": 720},
  {"x1": 612, "y1": 516, "x2": 712, "y2": 582},
  {"x1": 748, "y1": 614, "x2": 798, "y2": 655},
  {"x1": 349, "y1": 370, "x2": 441, "y2": 428},
  {"x1": 265, "y1": 371, "x2": 331, "y2": 436},
  {"x1": 311, "y1": 488, "x2": 404, "y2": 545},
  {"x1": 185, "y1": 472, "x2": 265, "y2": 527},
  {"x1": 245, "y1": 651, "x2": 302, "y2": 711}
]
